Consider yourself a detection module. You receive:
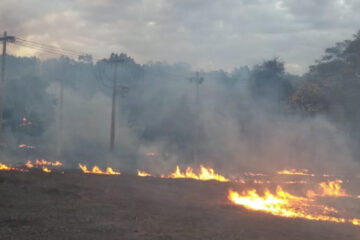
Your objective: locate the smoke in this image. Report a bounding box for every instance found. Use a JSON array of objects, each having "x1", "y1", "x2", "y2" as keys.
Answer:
[
  {"x1": 132, "y1": 68, "x2": 358, "y2": 176},
  {"x1": 2, "y1": 55, "x2": 359, "y2": 177}
]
